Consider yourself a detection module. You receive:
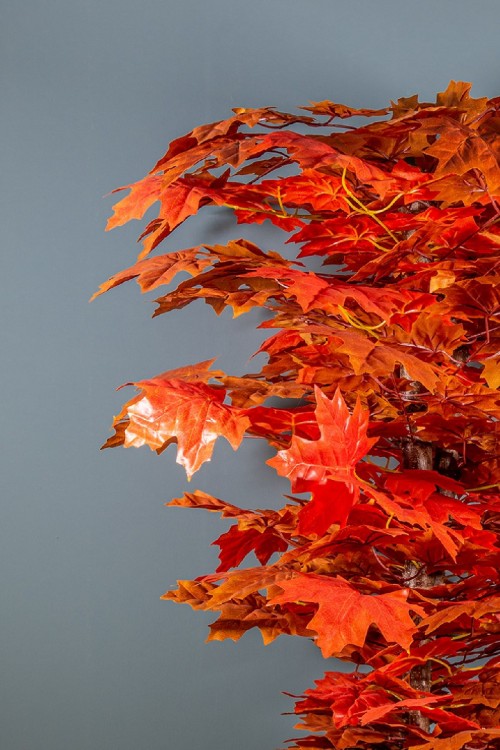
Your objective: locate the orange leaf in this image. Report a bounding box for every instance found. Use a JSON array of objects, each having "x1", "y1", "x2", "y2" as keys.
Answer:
[
  {"x1": 103, "y1": 373, "x2": 249, "y2": 479},
  {"x1": 105, "y1": 174, "x2": 163, "y2": 230},
  {"x1": 411, "y1": 730, "x2": 500, "y2": 750},
  {"x1": 421, "y1": 597, "x2": 500, "y2": 635},
  {"x1": 267, "y1": 387, "x2": 377, "y2": 491},
  {"x1": 90, "y1": 247, "x2": 213, "y2": 300},
  {"x1": 269, "y1": 574, "x2": 423, "y2": 657},
  {"x1": 359, "y1": 695, "x2": 444, "y2": 725}
]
